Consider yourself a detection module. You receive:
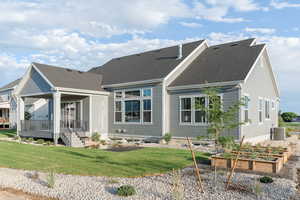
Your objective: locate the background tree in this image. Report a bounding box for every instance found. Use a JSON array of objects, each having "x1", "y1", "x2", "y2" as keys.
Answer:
[
  {"x1": 281, "y1": 112, "x2": 298, "y2": 122},
  {"x1": 196, "y1": 87, "x2": 246, "y2": 145}
]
